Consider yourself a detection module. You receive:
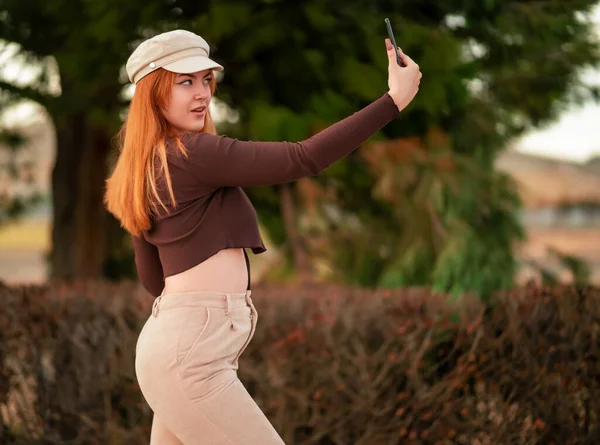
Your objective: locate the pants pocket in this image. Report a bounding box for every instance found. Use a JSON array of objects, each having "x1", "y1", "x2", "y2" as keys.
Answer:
[{"x1": 176, "y1": 306, "x2": 211, "y2": 365}]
